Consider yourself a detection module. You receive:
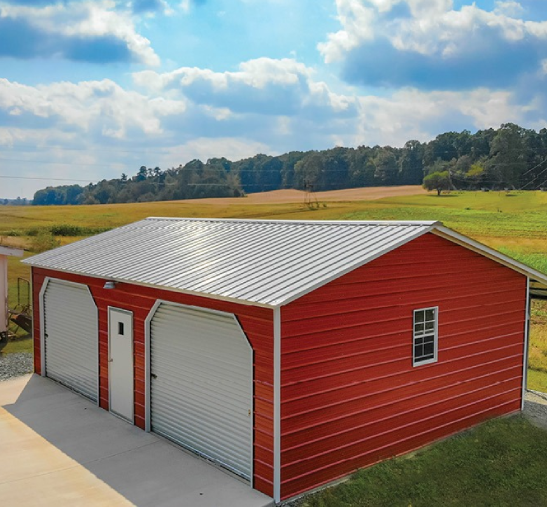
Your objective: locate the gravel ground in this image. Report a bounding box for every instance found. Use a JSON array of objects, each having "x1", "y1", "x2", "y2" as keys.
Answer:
[
  {"x1": 0, "y1": 352, "x2": 33, "y2": 381},
  {"x1": 523, "y1": 390, "x2": 547, "y2": 430}
]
